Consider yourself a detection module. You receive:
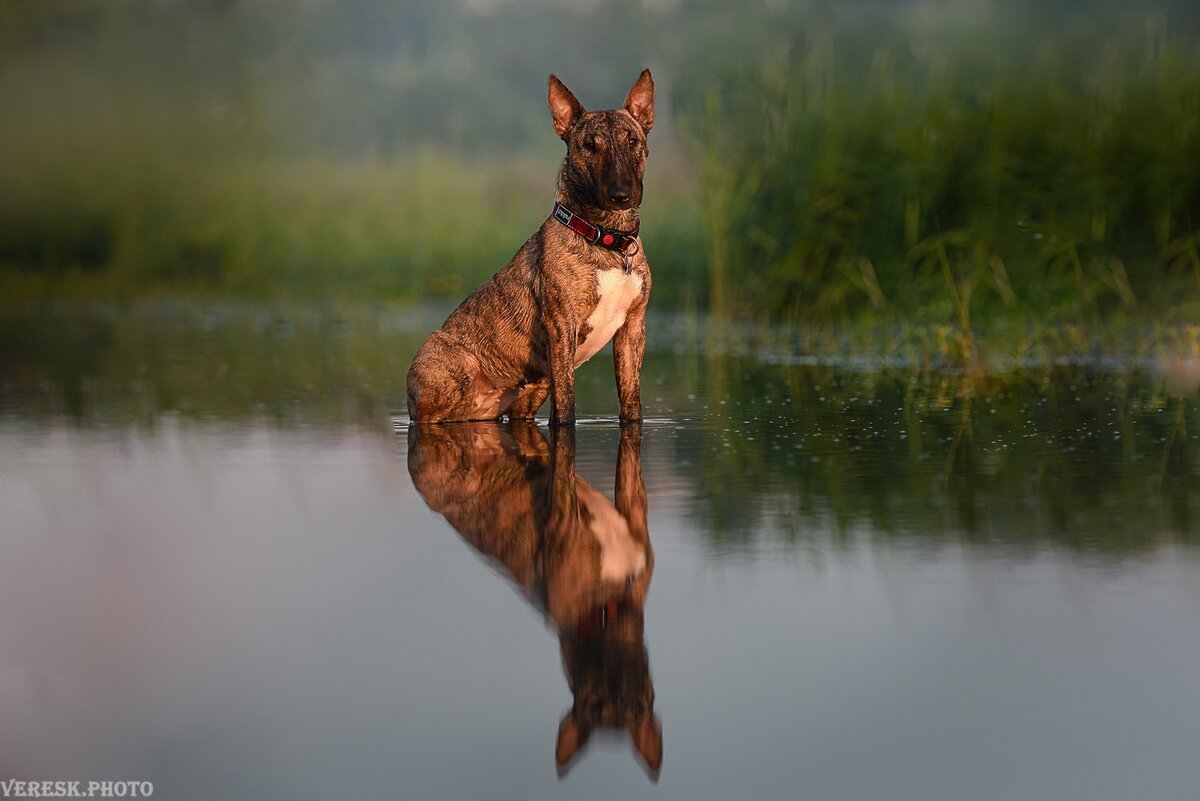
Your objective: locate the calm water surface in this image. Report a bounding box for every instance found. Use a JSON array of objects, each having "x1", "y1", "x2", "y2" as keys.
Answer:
[{"x1": 2, "y1": 304, "x2": 1199, "y2": 800}]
